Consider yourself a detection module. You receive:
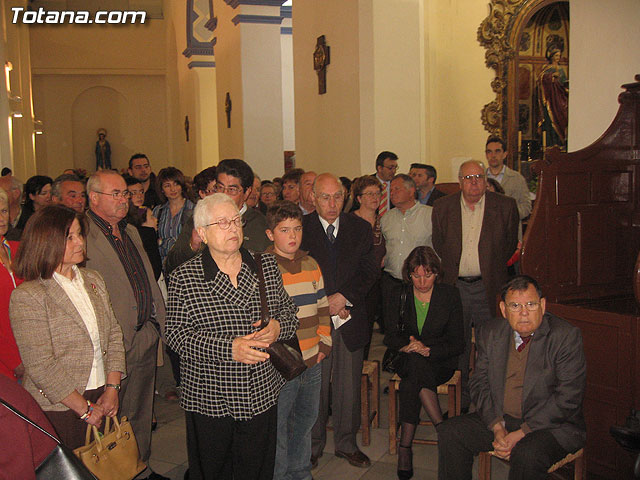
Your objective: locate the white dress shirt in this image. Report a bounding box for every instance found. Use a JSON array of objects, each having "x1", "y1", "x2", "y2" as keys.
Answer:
[{"x1": 54, "y1": 265, "x2": 105, "y2": 389}]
